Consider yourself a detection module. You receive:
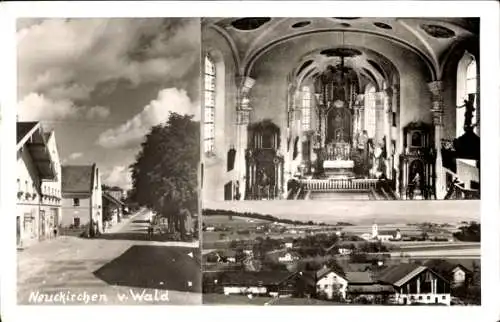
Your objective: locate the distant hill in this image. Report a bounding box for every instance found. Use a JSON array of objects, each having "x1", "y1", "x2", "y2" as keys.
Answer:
[{"x1": 203, "y1": 209, "x2": 336, "y2": 226}]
